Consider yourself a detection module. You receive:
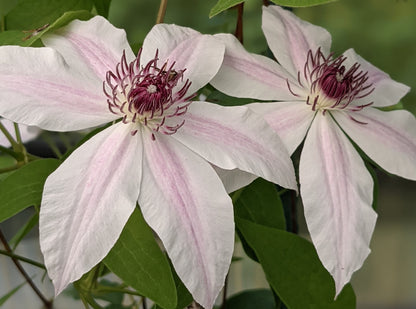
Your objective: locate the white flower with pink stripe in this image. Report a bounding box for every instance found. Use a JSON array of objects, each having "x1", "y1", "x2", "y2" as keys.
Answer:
[
  {"x1": 0, "y1": 16, "x2": 297, "y2": 308},
  {"x1": 211, "y1": 5, "x2": 416, "y2": 297}
]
